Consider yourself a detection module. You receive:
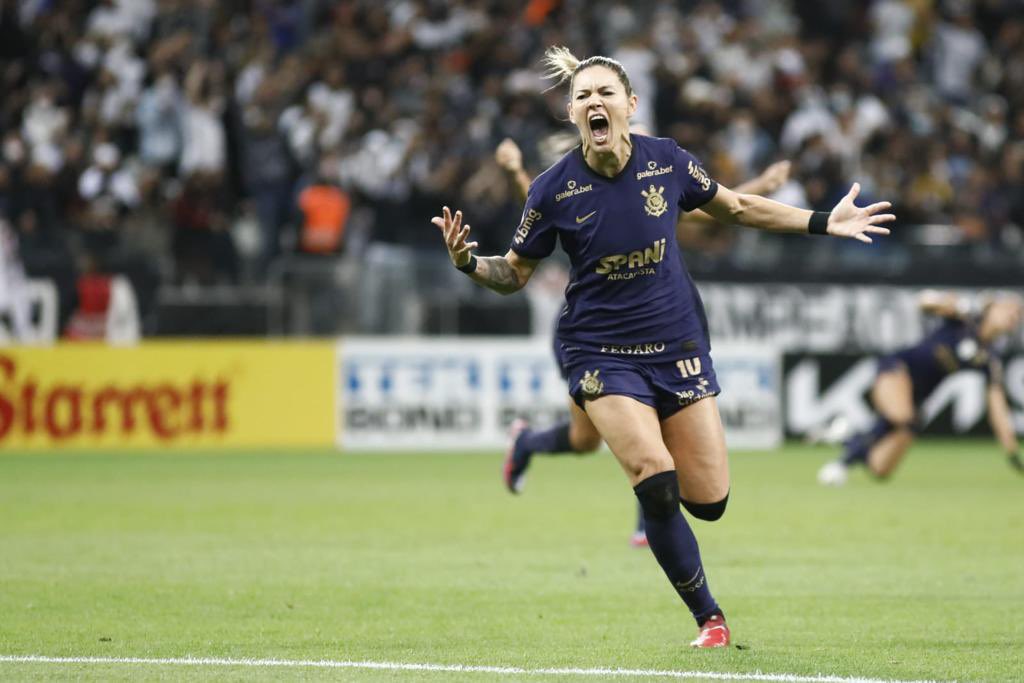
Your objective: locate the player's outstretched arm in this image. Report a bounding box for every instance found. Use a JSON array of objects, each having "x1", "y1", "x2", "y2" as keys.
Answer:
[
  {"x1": 986, "y1": 384, "x2": 1022, "y2": 471},
  {"x1": 731, "y1": 160, "x2": 792, "y2": 198},
  {"x1": 431, "y1": 205, "x2": 538, "y2": 295},
  {"x1": 701, "y1": 181, "x2": 894, "y2": 243},
  {"x1": 679, "y1": 161, "x2": 791, "y2": 233}
]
